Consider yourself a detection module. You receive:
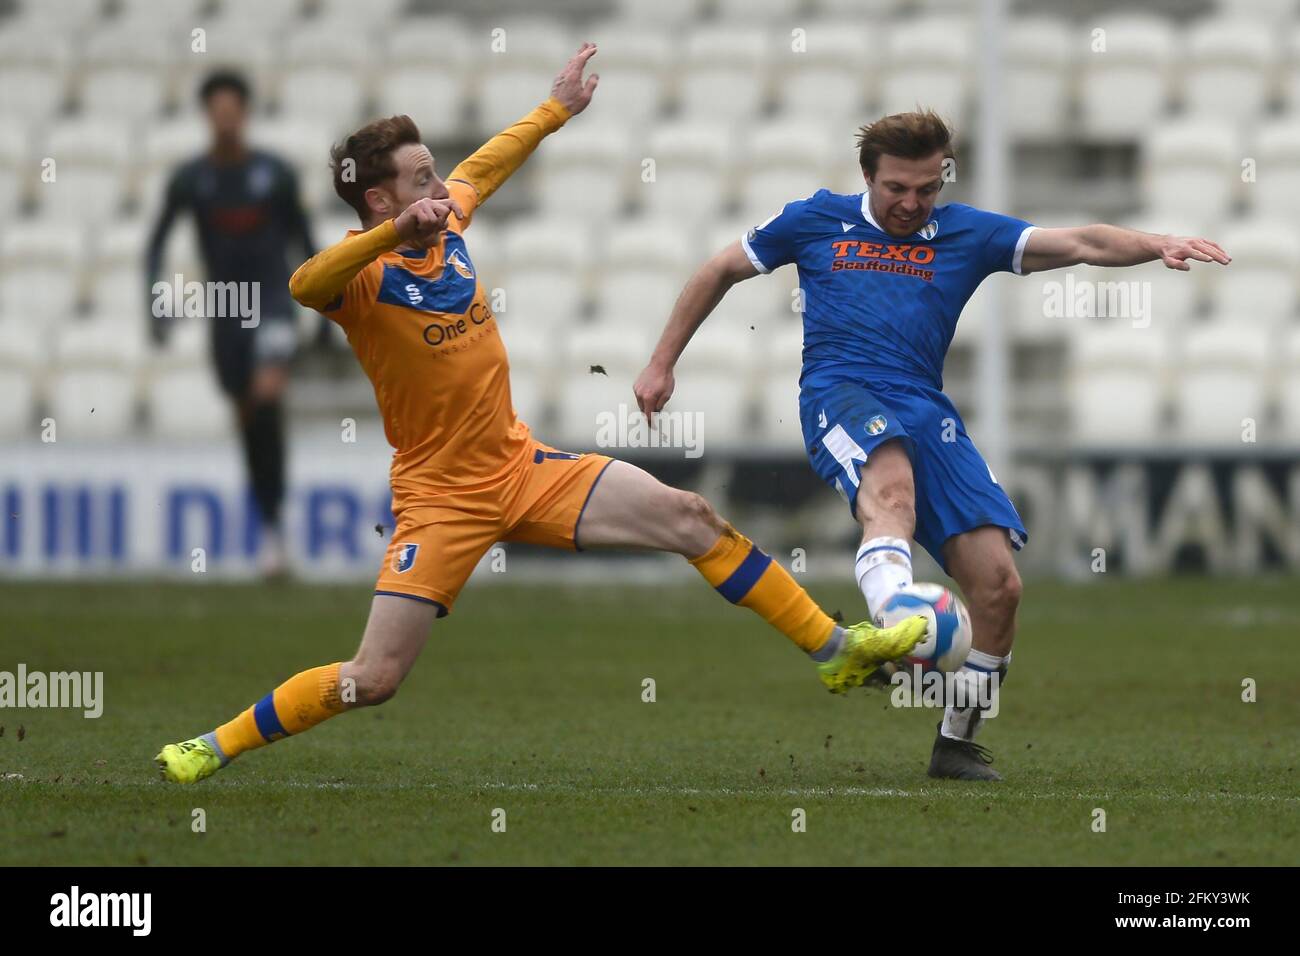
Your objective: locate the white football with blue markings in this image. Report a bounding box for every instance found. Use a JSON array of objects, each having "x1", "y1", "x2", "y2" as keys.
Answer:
[{"x1": 874, "y1": 583, "x2": 972, "y2": 673}]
